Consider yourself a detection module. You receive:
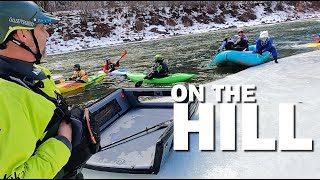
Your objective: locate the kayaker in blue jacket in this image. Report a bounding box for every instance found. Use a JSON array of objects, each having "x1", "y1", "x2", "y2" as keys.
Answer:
[{"x1": 254, "y1": 31, "x2": 278, "y2": 63}]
